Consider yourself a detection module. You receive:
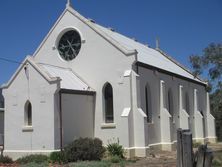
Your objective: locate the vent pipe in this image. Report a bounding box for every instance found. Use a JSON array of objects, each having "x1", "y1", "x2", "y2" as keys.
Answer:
[{"x1": 156, "y1": 37, "x2": 160, "y2": 49}]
